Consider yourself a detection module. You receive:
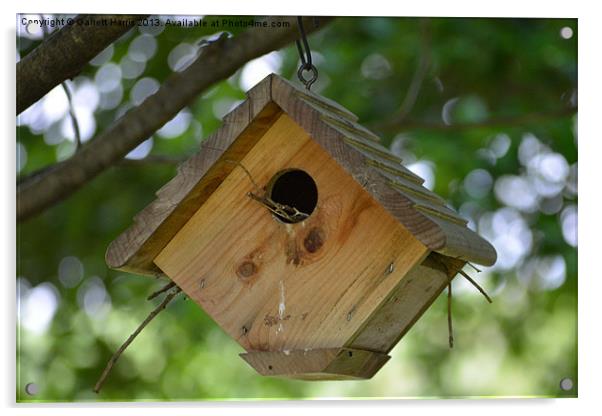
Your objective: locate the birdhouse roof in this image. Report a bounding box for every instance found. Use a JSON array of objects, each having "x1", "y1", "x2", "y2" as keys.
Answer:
[{"x1": 106, "y1": 73, "x2": 496, "y2": 276}]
